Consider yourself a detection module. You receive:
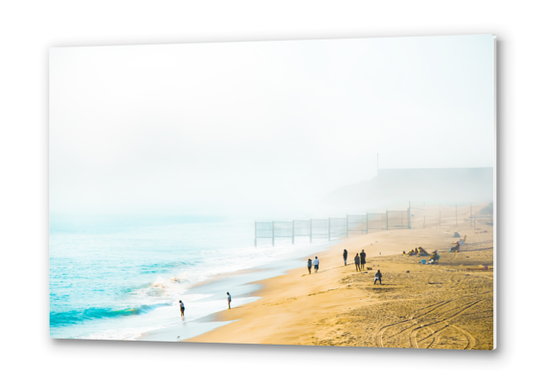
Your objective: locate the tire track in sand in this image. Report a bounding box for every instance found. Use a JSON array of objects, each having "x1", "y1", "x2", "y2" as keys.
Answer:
[{"x1": 376, "y1": 298, "x2": 486, "y2": 349}]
